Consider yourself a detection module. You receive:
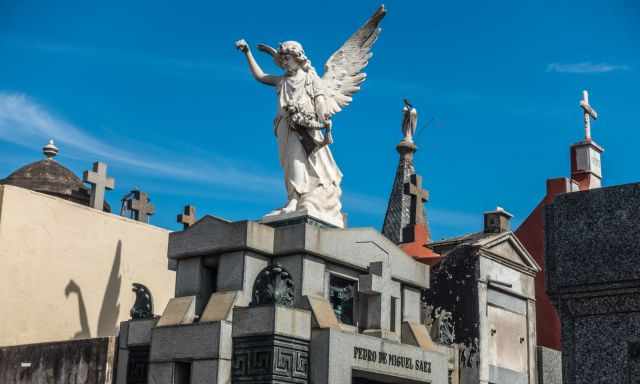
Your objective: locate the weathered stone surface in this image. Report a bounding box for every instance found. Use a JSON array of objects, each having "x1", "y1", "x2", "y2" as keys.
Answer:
[
  {"x1": 169, "y1": 217, "x2": 275, "y2": 259},
  {"x1": 311, "y1": 328, "x2": 448, "y2": 384},
  {"x1": 545, "y1": 182, "x2": 640, "y2": 384},
  {"x1": 233, "y1": 306, "x2": 311, "y2": 340},
  {"x1": 401, "y1": 321, "x2": 435, "y2": 350},
  {"x1": 303, "y1": 295, "x2": 340, "y2": 329},
  {"x1": 546, "y1": 182, "x2": 640, "y2": 295},
  {"x1": 200, "y1": 291, "x2": 240, "y2": 322},
  {"x1": 156, "y1": 296, "x2": 196, "y2": 327},
  {"x1": 150, "y1": 321, "x2": 232, "y2": 362},
  {"x1": 125, "y1": 318, "x2": 157, "y2": 346},
  {"x1": 0, "y1": 337, "x2": 117, "y2": 384},
  {"x1": 537, "y1": 346, "x2": 562, "y2": 384}
]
